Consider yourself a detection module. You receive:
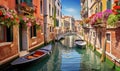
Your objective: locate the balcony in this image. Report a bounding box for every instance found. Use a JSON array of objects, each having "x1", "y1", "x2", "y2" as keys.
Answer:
[{"x1": 16, "y1": 2, "x2": 35, "y2": 15}]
